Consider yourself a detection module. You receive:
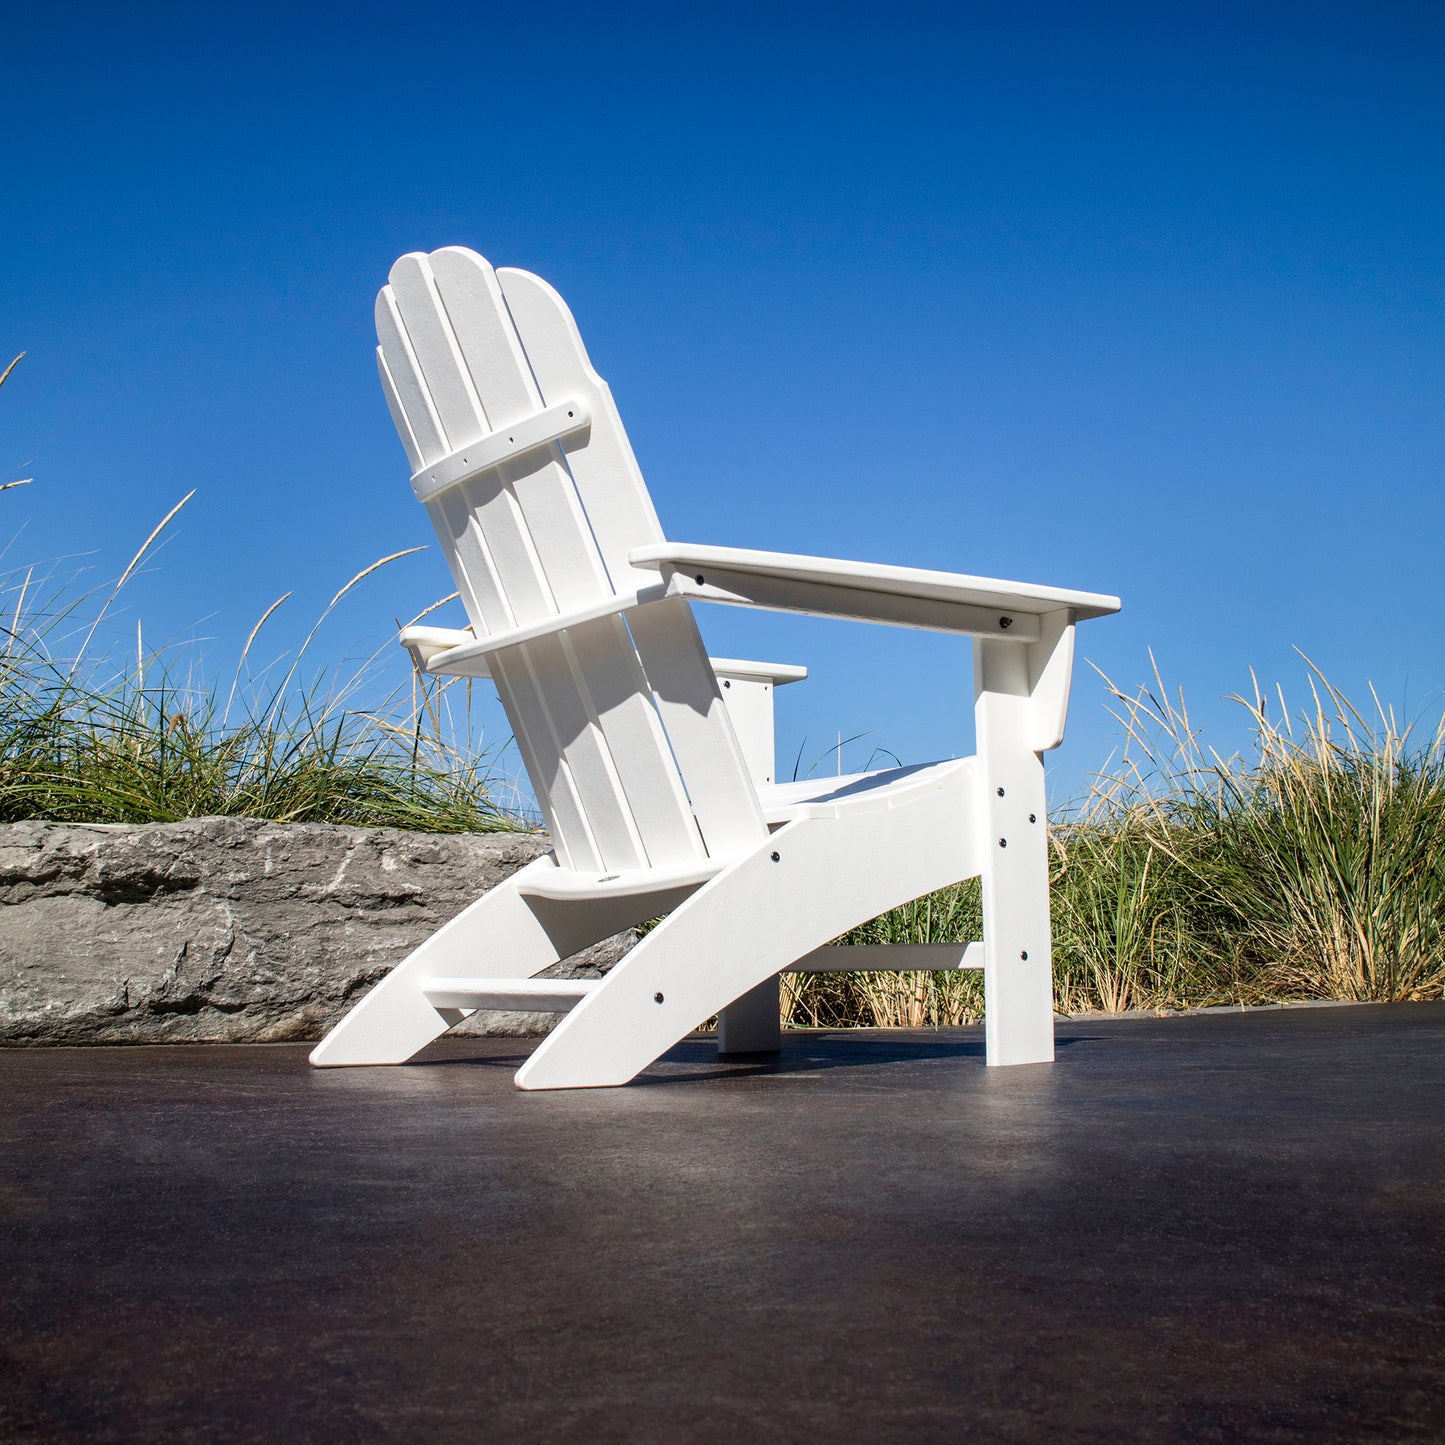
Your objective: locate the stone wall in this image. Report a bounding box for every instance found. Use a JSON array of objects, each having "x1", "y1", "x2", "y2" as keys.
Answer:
[{"x1": 0, "y1": 819, "x2": 632, "y2": 1046}]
